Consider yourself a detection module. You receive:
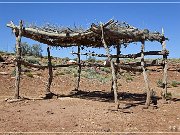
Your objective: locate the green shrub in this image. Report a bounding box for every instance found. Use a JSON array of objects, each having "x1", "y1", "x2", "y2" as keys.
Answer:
[
  {"x1": 11, "y1": 68, "x2": 16, "y2": 76},
  {"x1": 126, "y1": 76, "x2": 133, "y2": 81},
  {"x1": 157, "y1": 79, "x2": 163, "y2": 88},
  {"x1": 26, "y1": 72, "x2": 33, "y2": 78},
  {"x1": 25, "y1": 56, "x2": 40, "y2": 65},
  {"x1": 54, "y1": 71, "x2": 65, "y2": 76},
  {"x1": 87, "y1": 56, "x2": 96, "y2": 63},
  {"x1": 171, "y1": 80, "x2": 180, "y2": 87},
  {"x1": 14, "y1": 42, "x2": 43, "y2": 57},
  {"x1": 101, "y1": 67, "x2": 111, "y2": 73},
  {"x1": 81, "y1": 68, "x2": 111, "y2": 83},
  {"x1": 73, "y1": 73, "x2": 78, "y2": 77},
  {"x1": 122, "y1": 73, "x2": 133, "y2": 82},
  {"x1": 166, "y1": 92, "x2": 172, "y2": 100}
]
